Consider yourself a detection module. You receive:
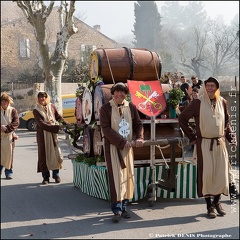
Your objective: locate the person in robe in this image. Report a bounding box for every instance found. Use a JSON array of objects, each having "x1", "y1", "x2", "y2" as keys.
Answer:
[
  {"x1": 33, "y1": 91, "x2": 70, "y2": 184},
  {"x1": 179, "y1": 77, "x2": 237, "y2": 218},
  {"x1": 99, "y1": 82, "x2": 144, "y2": 223},
  {"x1": 1, "y1": 92, "x2": 19, "y2": 179}
]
